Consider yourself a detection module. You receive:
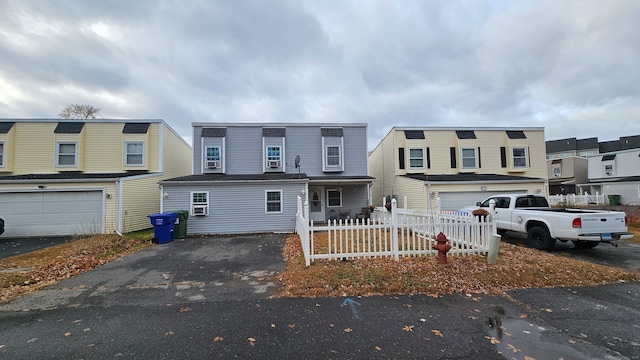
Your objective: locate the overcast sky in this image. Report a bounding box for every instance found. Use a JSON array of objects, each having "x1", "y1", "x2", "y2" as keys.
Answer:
[{"x1": 1, "y1": 0, "x2": 639, "y2": 148}]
